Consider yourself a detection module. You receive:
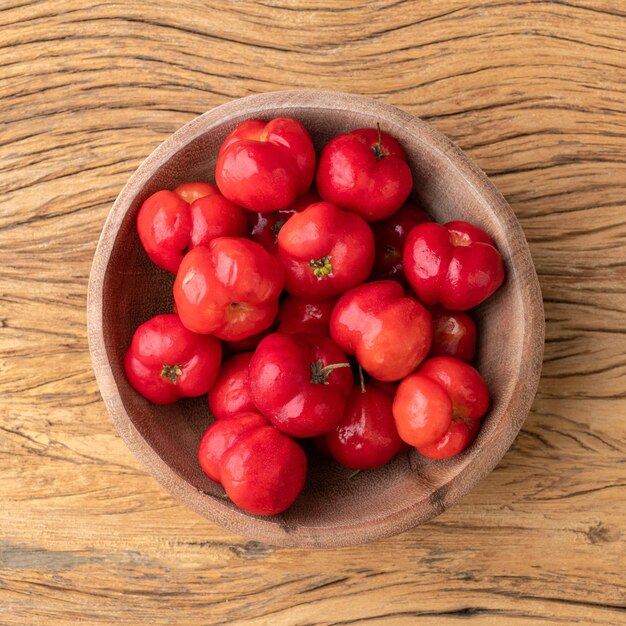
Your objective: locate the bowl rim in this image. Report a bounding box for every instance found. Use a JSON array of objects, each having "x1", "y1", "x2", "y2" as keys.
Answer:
[{"x1": 87, "y1": 90, "x2": 545, "y2": 548}]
